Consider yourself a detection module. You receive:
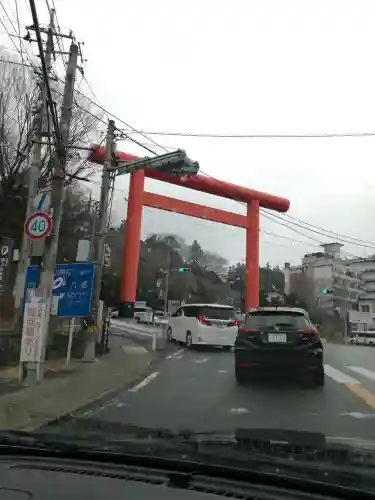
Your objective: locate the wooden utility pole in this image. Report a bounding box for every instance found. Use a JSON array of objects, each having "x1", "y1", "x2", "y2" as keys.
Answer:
[
  {"x1": 13, "y1": 9, "x2": 56, "y2": 317},
  {"x1": 34, "y1": 42, "x2": 79, "y2": 379},
  {"x1": 83, "y1": 119, "x2": 116, "y2": 361}
]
